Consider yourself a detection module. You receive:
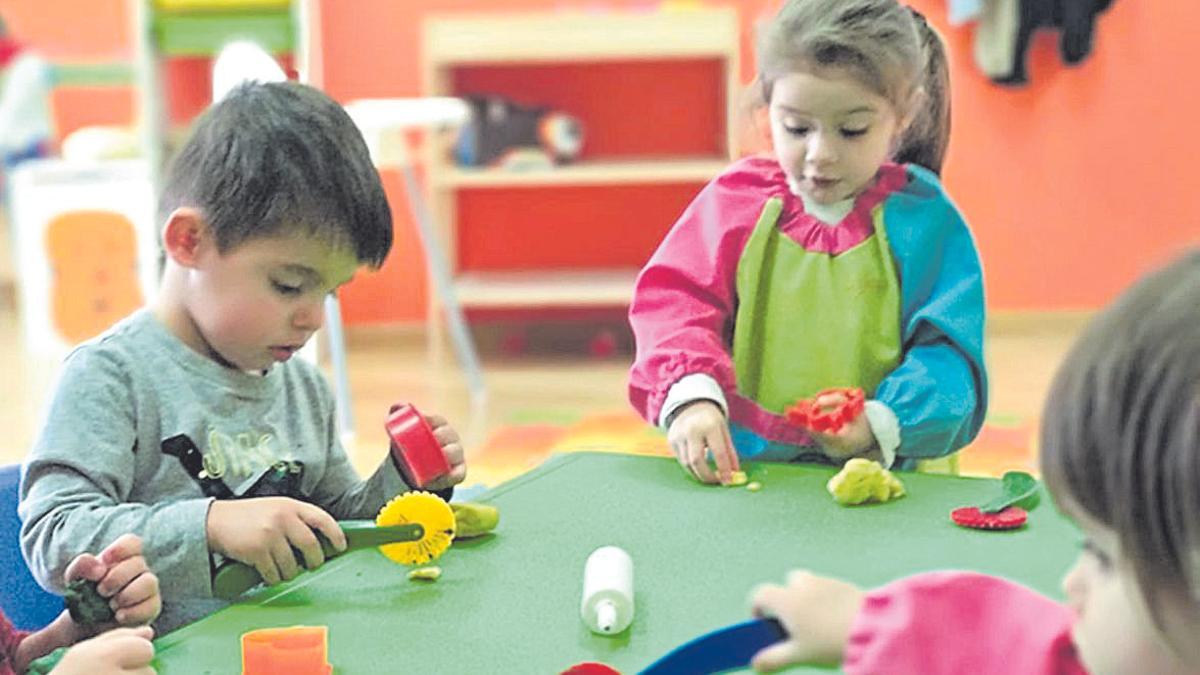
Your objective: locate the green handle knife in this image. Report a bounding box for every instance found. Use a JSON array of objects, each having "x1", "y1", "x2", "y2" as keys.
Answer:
[{"x1": 212, "y1": 520, "x2": 424, "y2": 600}]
